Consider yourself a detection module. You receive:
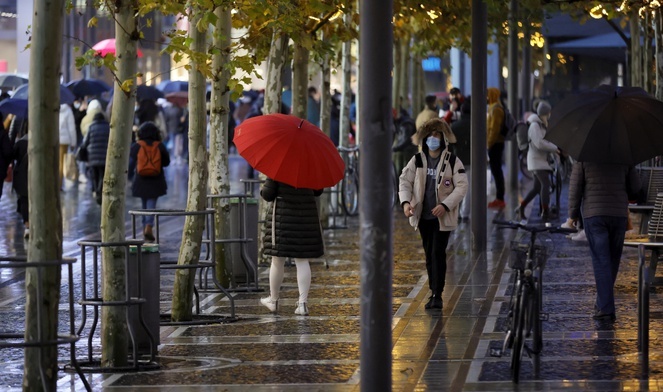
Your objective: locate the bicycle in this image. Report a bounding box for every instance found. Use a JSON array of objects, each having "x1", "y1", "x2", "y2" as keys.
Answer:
[
  {"x1": 338, "y1": 145, "x2": 359, "y2": 216},
  {"x1": 547, "y1": 153, "x2": 563, "y2": 217},
  {"x1": 492, "y1": 219, "x2": 575, "y2": 383}
]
